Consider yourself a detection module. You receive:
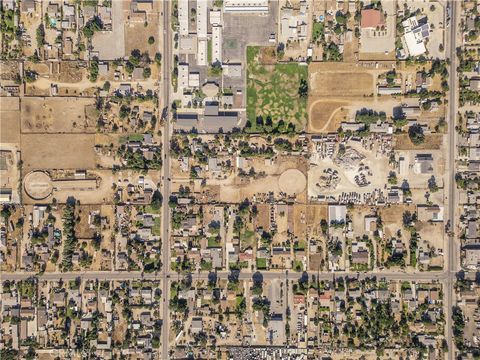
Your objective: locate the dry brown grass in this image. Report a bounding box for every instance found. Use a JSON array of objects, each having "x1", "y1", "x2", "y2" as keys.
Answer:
[
  {"x1": 309, "y1": 100, "x2": 348, "y2": 133},
  {"x1": 308, "y1": 62, "x2": 374, "y2": 97},
  {"x1": 21, "y1": 134, "x2": 95, "y2": 170},
  {"x1": 21, "y1": 97, "x2": 97, "y2": 133},
  {"x1": 0, "y1": 109, "x2": 20, "y2": 143},
  {"x1": 394, "y1": 134, "x2": 443, "y2": 150},
  {"x1": 260, "y1": 46, "x2": 277, "y2": 64}
]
